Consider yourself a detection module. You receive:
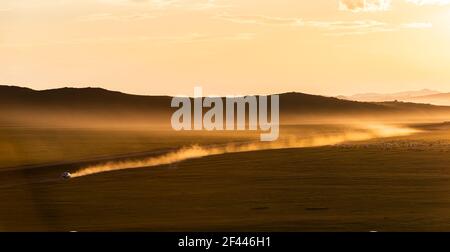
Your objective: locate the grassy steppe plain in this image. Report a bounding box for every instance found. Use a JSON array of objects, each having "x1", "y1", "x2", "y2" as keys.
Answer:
[{"x1": 1, "y1": 124, "x2": 450, "y2": 231}]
